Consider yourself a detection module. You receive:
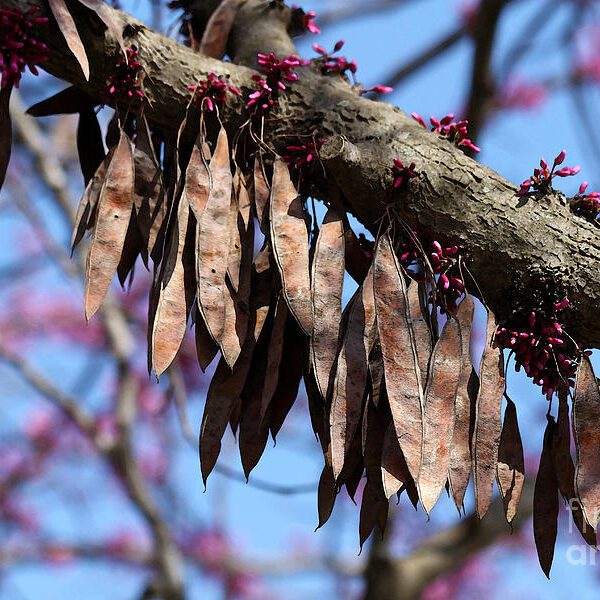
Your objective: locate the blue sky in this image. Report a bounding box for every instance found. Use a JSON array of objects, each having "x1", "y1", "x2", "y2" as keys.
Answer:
[{"x1": 1, "y1": 0, "x2": 600, "y2": 598}]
